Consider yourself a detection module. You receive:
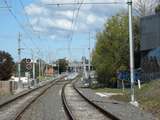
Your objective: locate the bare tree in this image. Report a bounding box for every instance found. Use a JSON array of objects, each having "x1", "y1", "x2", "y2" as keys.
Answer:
[{"x1": 133, "y1": 0, "x2": 159, "y2": 16}]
